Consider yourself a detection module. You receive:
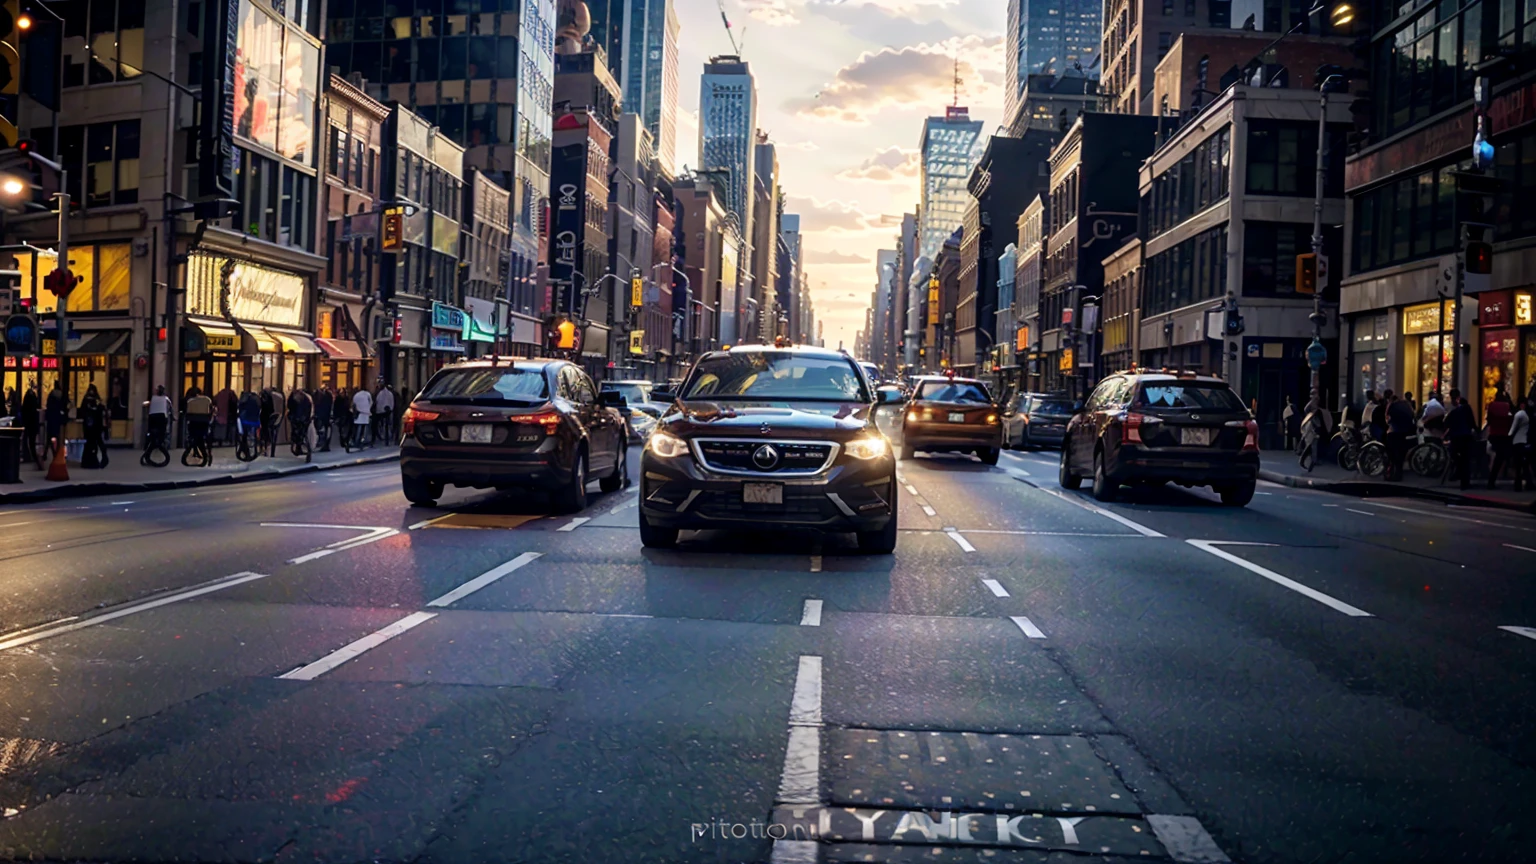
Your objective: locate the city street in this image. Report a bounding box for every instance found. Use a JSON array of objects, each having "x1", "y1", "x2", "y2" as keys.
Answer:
[{"x1": 0, "y1": 414, "x2": 1534, "y2": 864}]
